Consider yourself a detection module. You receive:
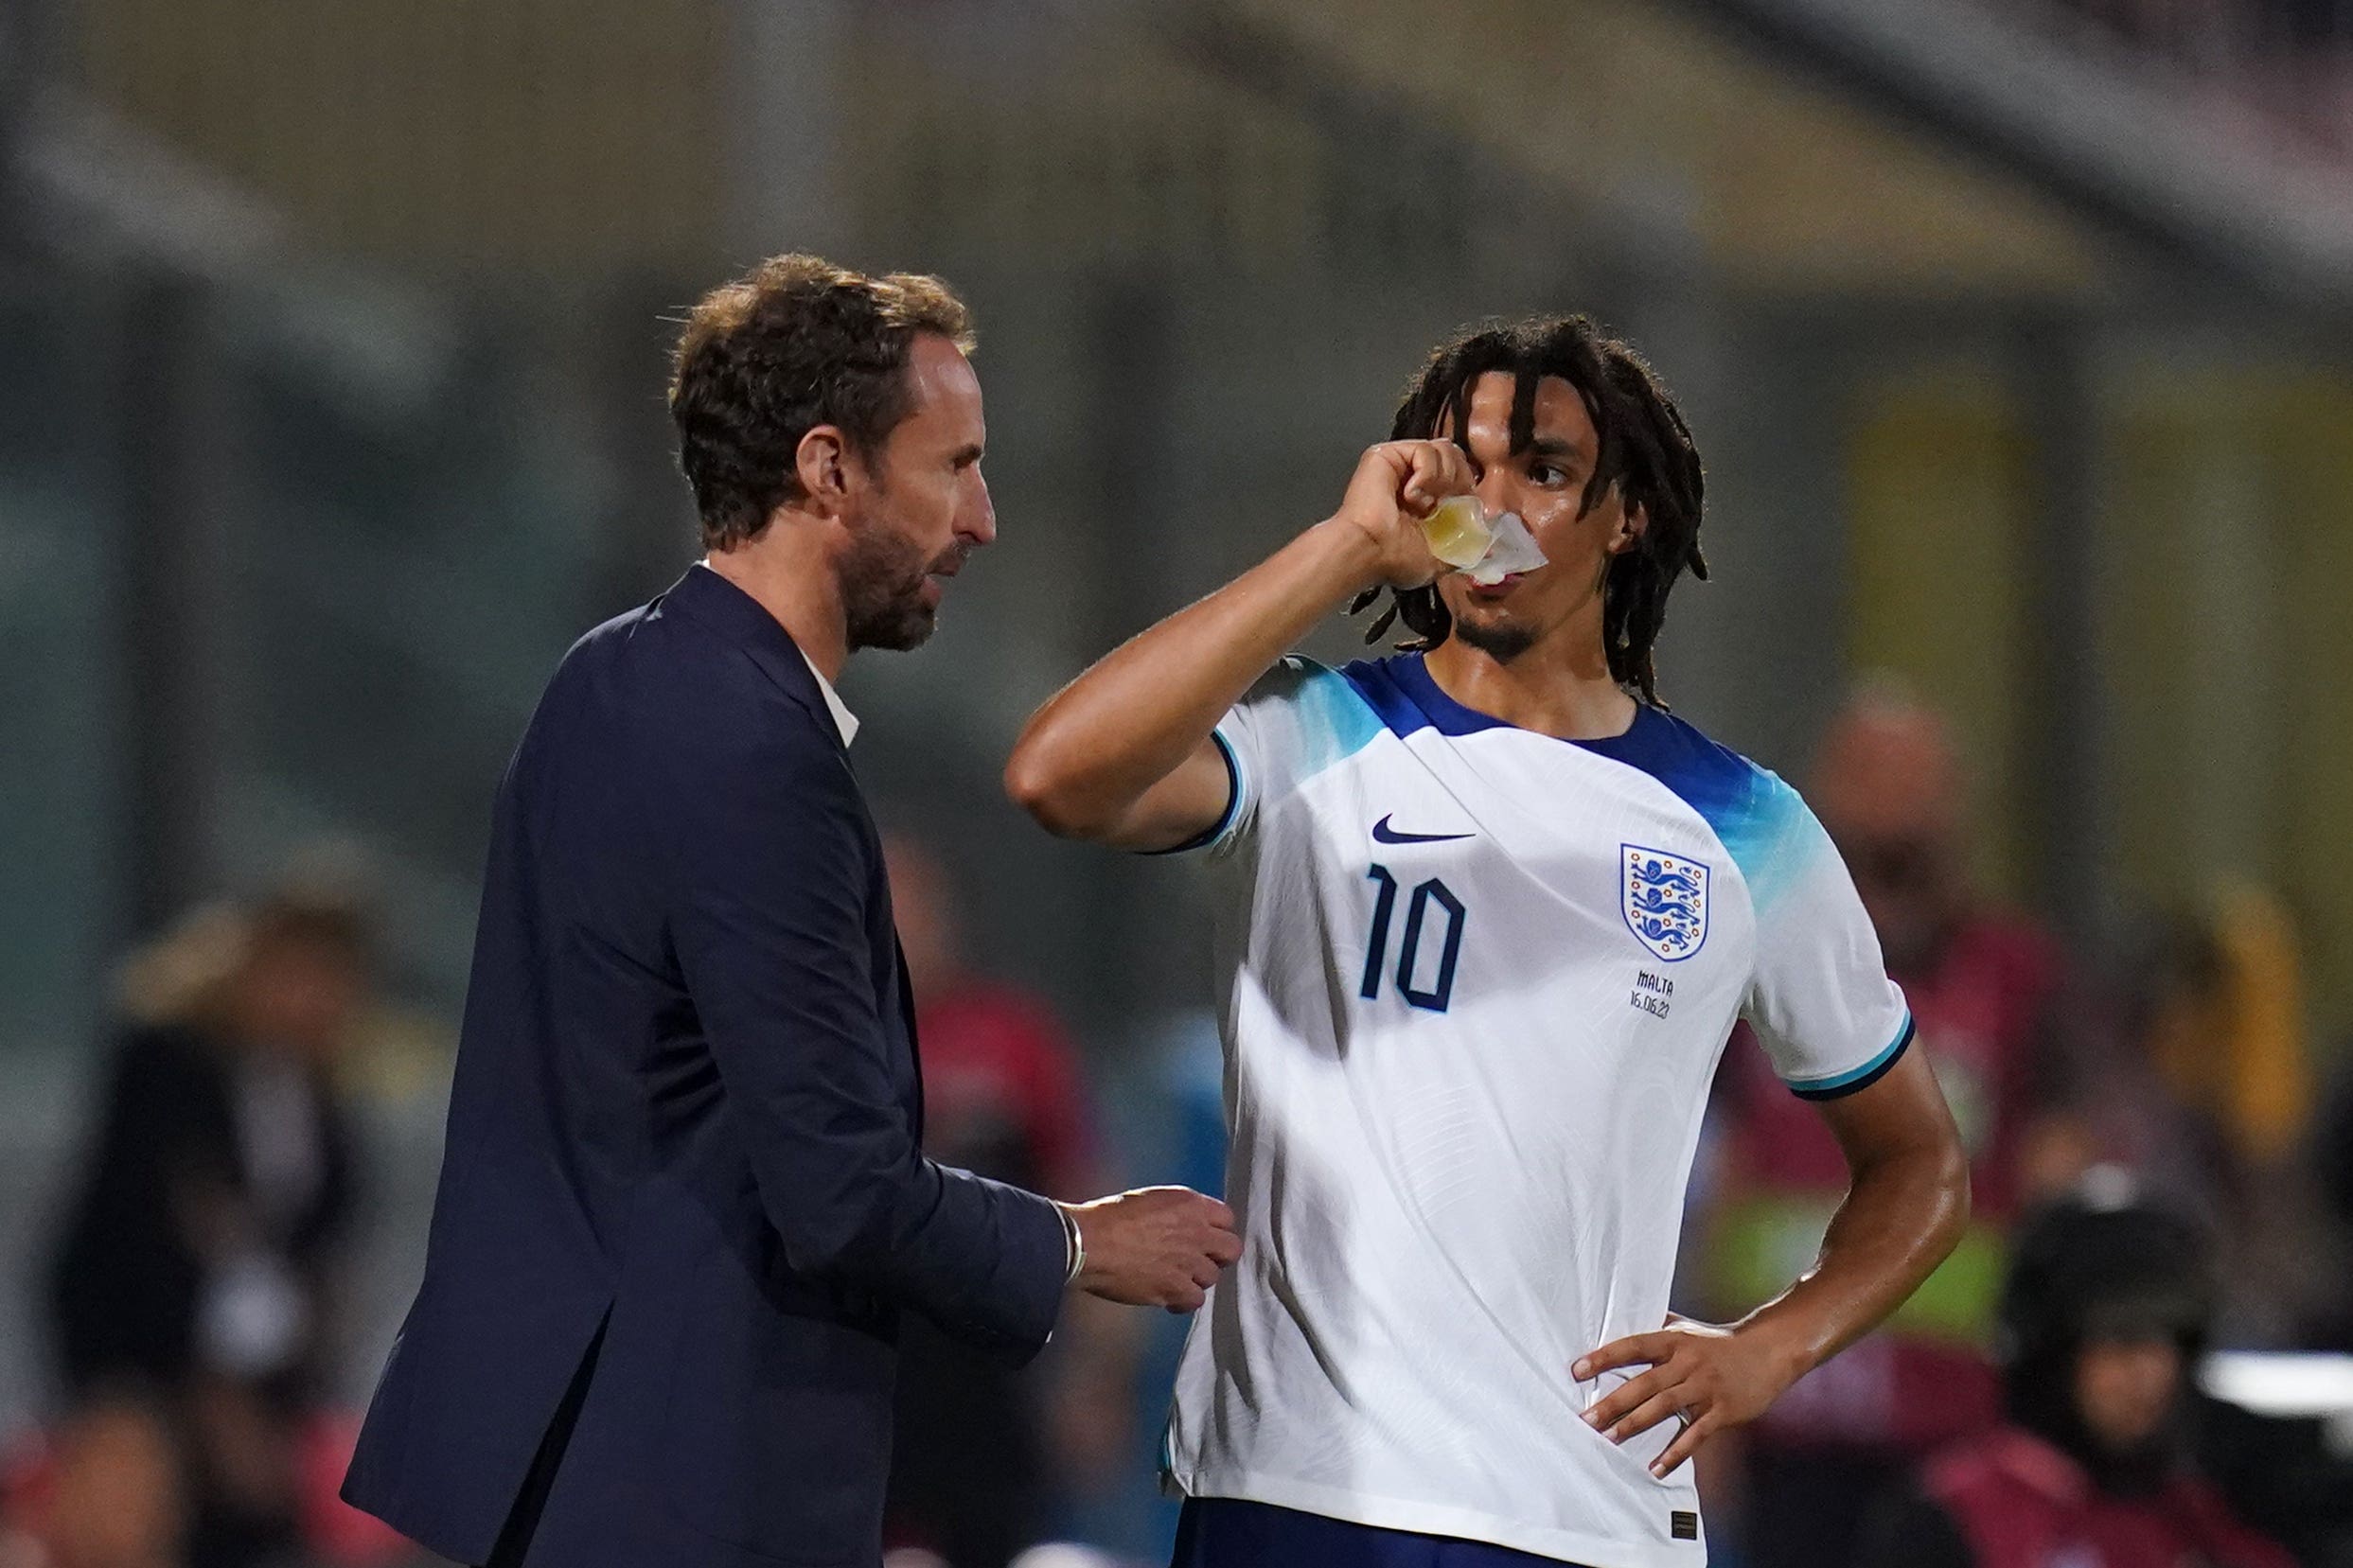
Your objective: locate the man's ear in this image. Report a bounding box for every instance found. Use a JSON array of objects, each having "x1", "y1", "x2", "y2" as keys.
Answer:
[
  {"x1": 793, "y1": 425, "x2": 851, "y2": 513},
  {"x1": 1611, "y1": 501, "x2": 1650, "y2": 556}
]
